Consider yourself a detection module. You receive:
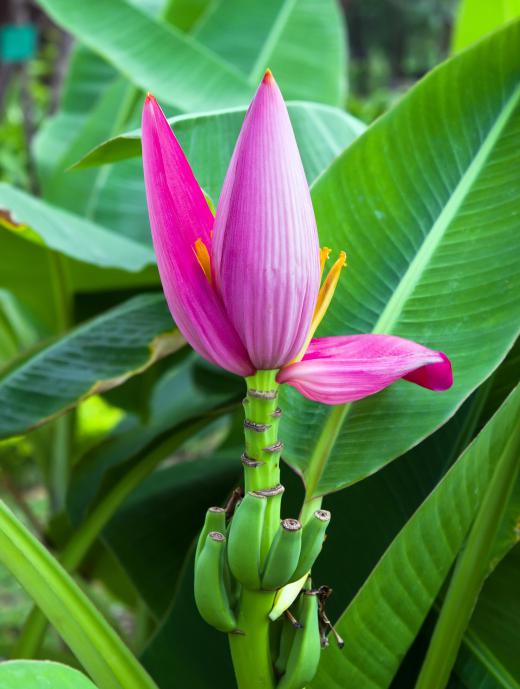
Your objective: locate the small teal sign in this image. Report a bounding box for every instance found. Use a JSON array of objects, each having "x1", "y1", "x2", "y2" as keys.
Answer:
[{"x1": 0, "y1": 24, "x2": 37, "y2": 63}]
